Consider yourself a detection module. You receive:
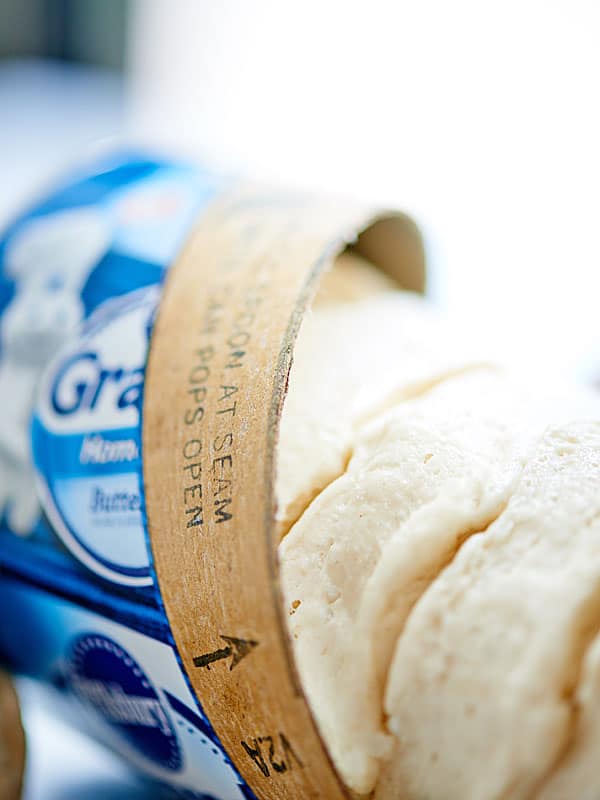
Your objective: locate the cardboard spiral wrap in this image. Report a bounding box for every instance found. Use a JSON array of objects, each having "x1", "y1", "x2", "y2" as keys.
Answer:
[
  {"x1": 0, "y1": 673, "x2": 25, "y2": 800},
  {"x1": 143, "y1": 186, "x2": 425, "y2": 800}
]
